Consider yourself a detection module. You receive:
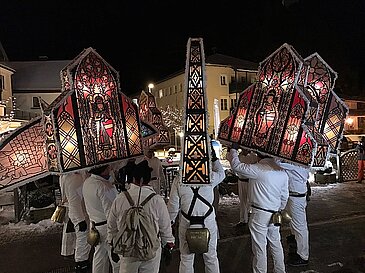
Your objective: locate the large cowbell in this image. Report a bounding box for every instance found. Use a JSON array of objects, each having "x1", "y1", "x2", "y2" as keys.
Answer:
[
  {"x1": 0, "y1": 47, "x2": 145, "y2": 192},
  {"x1": 180, "y1": 38, "x2": 212, "y2": 186}
]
